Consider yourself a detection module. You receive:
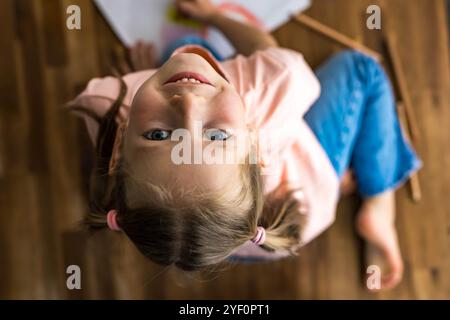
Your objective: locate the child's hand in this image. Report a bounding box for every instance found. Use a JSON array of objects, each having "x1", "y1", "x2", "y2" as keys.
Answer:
[
  {"x1": 111, "y1": 41, "x2": 157, "y2": 75},
  {"x1": 175, "y1": 0, "x2": 219, "y2": 24},
  {"x1": 128, "y1": 41, "x2": 157, "y2": 71}
]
